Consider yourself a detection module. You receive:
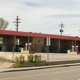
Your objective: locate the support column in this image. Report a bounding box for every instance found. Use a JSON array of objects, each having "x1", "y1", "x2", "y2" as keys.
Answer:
[
  {"x1": 58, "y1": 39, "x2": 60, "y2": 53},
  {"x1": 3, "y1": 36, "x2": 16, "y2": 51}
]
